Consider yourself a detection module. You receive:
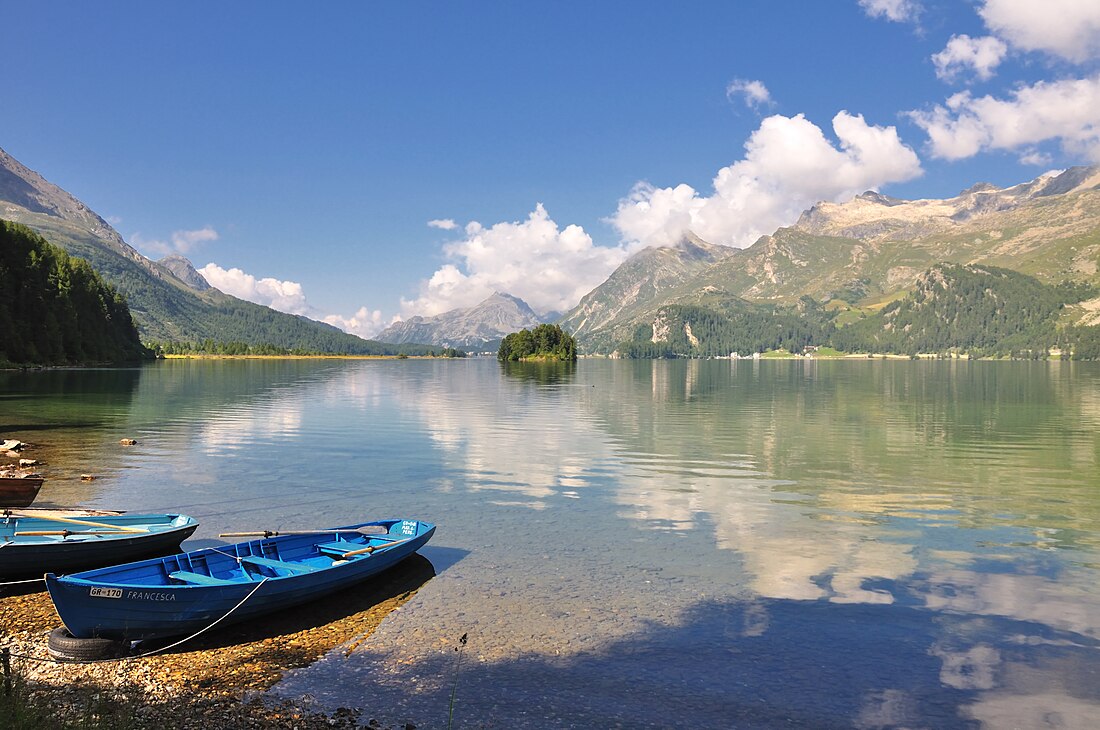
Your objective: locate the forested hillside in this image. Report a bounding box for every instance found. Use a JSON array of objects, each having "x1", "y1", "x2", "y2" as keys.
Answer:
[
  {"x1": 612, "y1": 264, "x2": 1100, "y2": 359},
  {"x1": 0, "y1": 220, "x2": 149, "y2": 365},
  {"x1": 833, "y1": 264, "x2": 1094, "y2": 357},
  {"x1": 617, "y1": 298, "x2": 832, "y2": 358}
]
